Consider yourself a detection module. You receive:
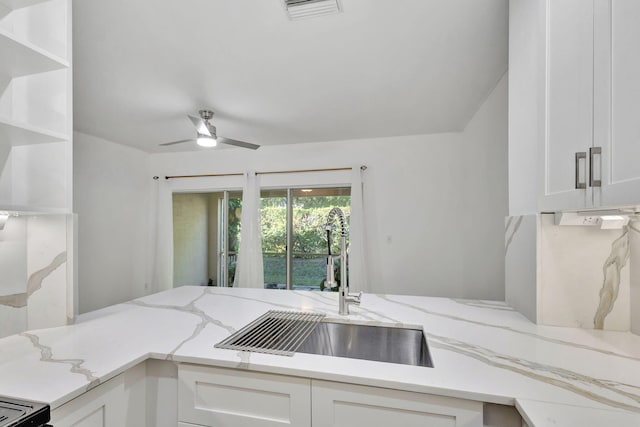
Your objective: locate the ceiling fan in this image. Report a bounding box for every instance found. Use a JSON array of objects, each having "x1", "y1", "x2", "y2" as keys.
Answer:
[{"x1": 159, "y1": 110, "x2": 260, "y2": 150}]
